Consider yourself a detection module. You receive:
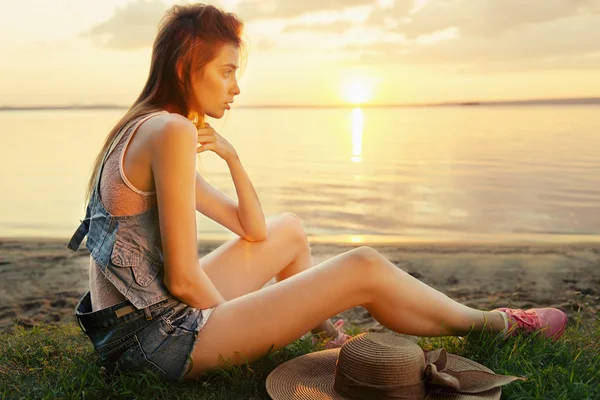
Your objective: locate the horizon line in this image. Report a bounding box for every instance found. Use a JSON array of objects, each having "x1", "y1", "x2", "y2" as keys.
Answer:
[{"x1": 1, "y1": 96, "x2": 599, "y2": 111}]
